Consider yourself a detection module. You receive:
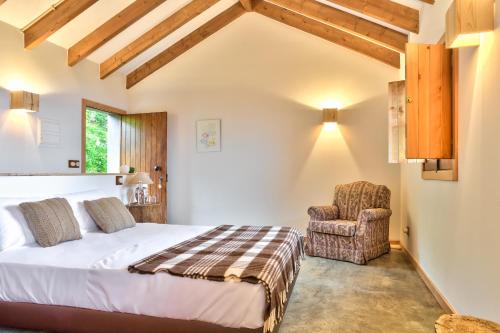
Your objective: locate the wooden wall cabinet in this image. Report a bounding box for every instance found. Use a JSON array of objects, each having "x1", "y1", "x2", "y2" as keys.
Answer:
[{"x1": 406, "y1": 43, "x2": 452, "y2": 159}]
